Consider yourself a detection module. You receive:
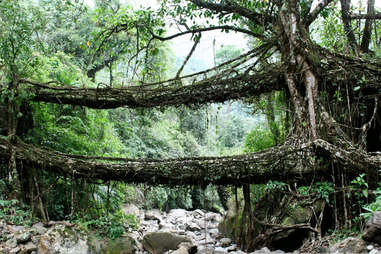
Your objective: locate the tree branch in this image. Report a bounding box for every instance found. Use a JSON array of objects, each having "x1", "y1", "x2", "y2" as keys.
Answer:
[
  {"x1": 304, "y1": 0, "x2": 336, "y2": 26},
  {"x1": 349, "y1": 13, "x2": 381, "y2": 19},
  {"x1": 150, "y1": 25, "x2": 266, "y2": 41},
  {"x1": 189, "y1": 0, "x2": 274, "y2": 25},
  {"x1": 176, "y1": 33, "x2": 201, "y2": 78}
]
